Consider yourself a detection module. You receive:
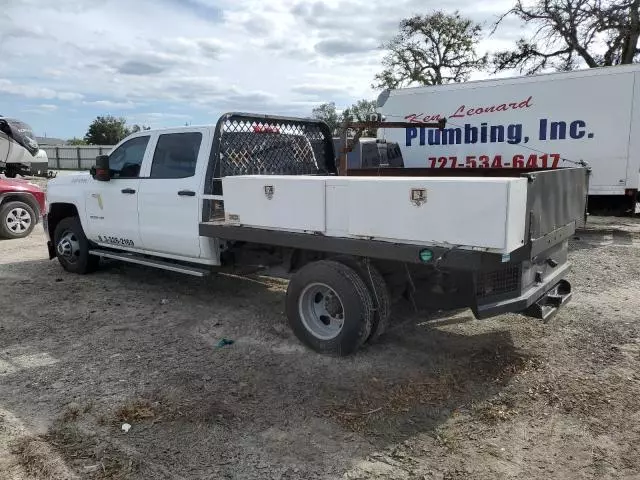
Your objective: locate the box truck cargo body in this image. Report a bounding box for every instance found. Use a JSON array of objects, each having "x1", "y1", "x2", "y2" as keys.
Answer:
[{"x1": 377, "y1": 64, "x2": 640, "y2": 211}]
